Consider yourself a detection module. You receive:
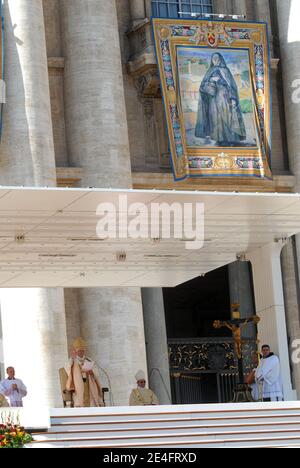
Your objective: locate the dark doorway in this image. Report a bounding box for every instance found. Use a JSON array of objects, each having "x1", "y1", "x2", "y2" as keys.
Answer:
[
  {"x1": 164, "y1": 265, "x2": 231, "y2": 340},
  {"x1": 163, "y1": 265, "x2": 252, "y2": 404}
]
